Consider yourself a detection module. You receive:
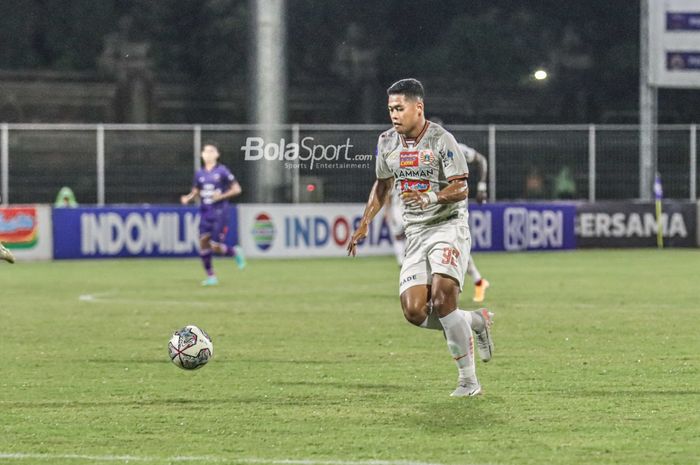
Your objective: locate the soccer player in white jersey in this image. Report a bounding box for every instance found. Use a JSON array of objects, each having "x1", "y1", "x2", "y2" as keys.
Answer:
[
  {"x1": 384, "y1": 140, "x2": 492, "y2": 303},
  {"x1": 0, "y1": 241, "x2": 15, "y2": 263},
  {"x1": 458, "y1": 143, "x2": 490, "y2": 303},
  {"x1": 347, "y1": 78, "x2": 494, "y2": 397}
]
